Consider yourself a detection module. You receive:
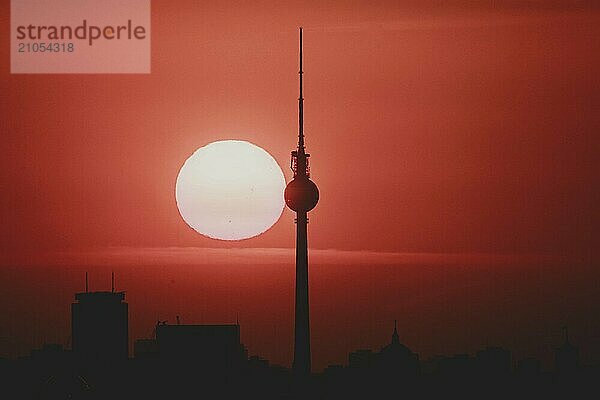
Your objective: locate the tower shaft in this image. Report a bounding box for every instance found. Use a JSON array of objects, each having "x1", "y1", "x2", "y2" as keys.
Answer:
[{"x1": 293, "y1": 211, "x2": 311, "y2": 376}]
